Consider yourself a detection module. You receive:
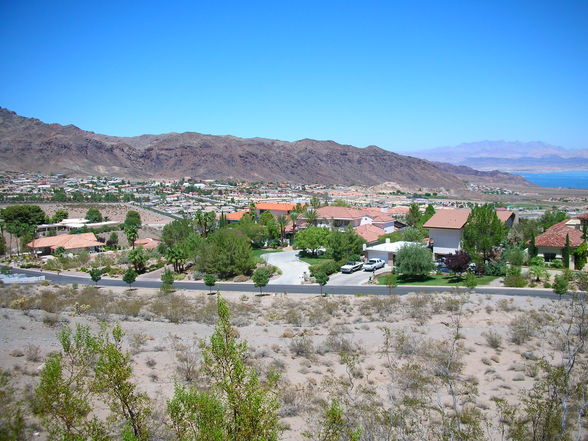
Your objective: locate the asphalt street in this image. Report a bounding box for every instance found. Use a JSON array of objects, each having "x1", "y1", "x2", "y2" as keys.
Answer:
[{"x1": 10, "y1": 268, "x2": 563, "y2": 300}]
